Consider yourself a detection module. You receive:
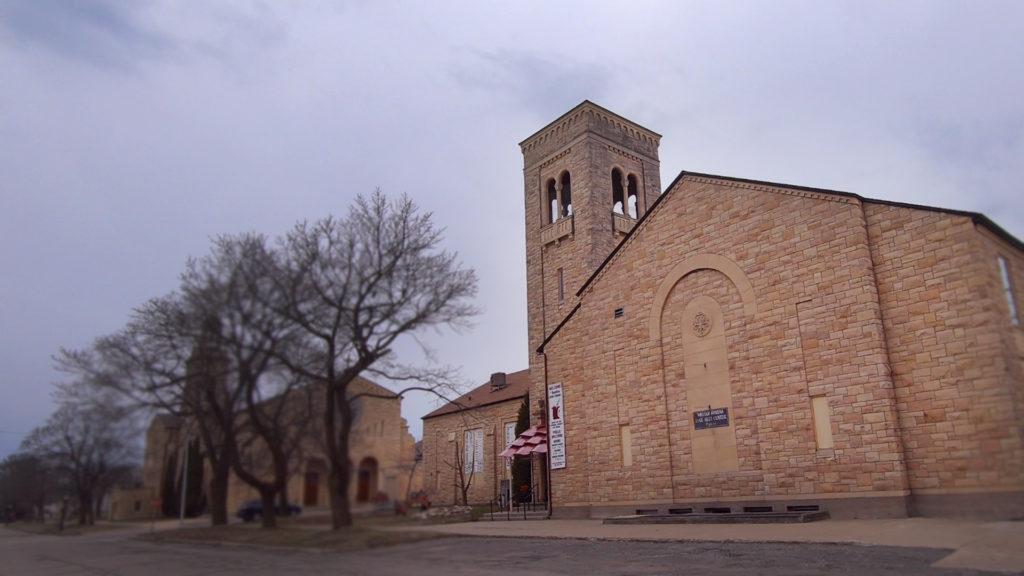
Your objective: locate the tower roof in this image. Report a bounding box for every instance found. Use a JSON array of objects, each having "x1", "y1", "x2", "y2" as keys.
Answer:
[{"x1": 518, "y1": 100, "x2": 662, "y2": 148}]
